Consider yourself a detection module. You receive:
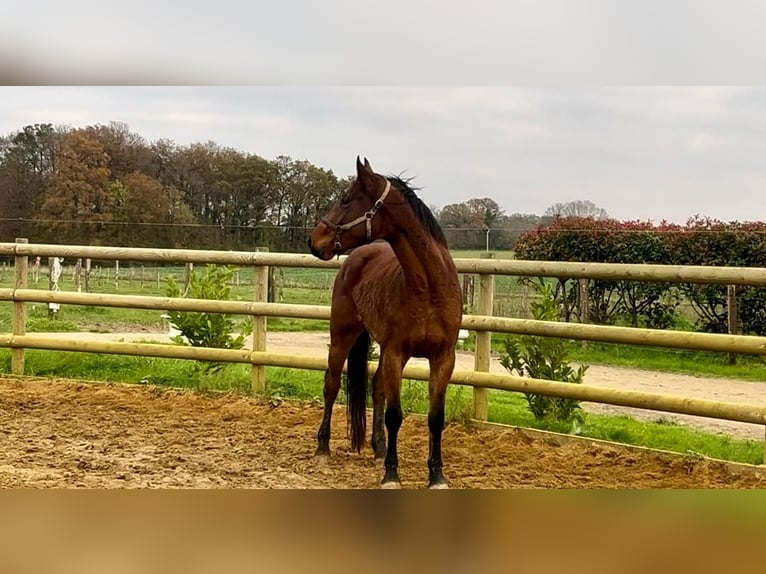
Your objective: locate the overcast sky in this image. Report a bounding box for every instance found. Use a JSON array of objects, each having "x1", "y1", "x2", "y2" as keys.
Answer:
[
  {"x1": 2, "y1": 1, "x2": 765, "y2": 224},
  {"x1": 1, "y1": 85, "x2": 765, "y2": 225}
]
